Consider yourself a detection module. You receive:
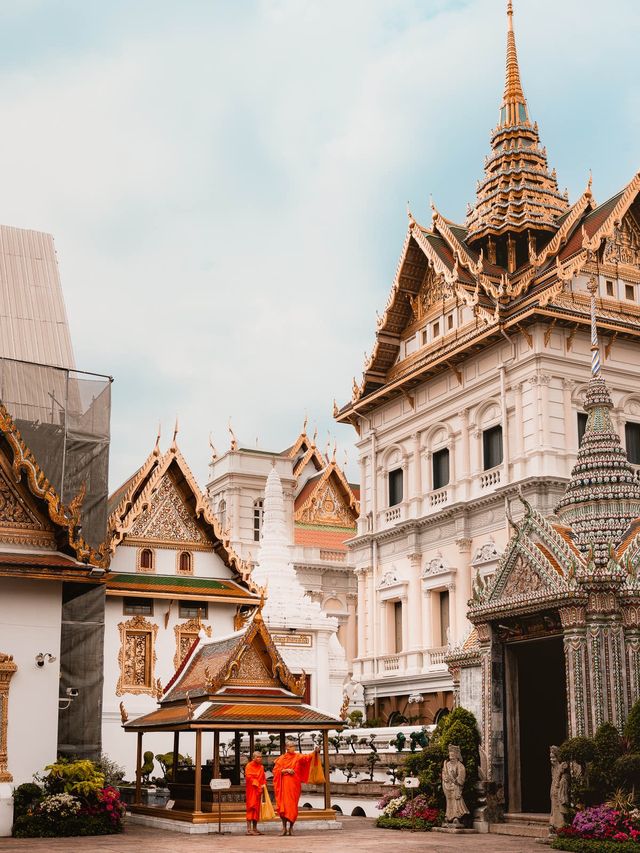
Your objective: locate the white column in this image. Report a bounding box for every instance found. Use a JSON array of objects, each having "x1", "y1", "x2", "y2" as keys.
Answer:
[
  {"x1": 540, "y1": 374, "x2": 552, "y2": 449},
  {"x1": 408, "y1": 553, "x2": 422, "y2": 652},
  {"x1": 315, "y1": 632, "x2": 330, "y2": 707},
  {"x1": 358, "y1": 455, "x2": 368, "y2": 535},
  {"x1": 401, "y1": 594, "x2": 409, "y2": 658},
  {"x1": 411, "y1": 432, "x2": 422, "y2": 516},
  {"x1": 422, "y1": 588, "x2": 432, "y2": 650},
  {"x1": 455, "y1": 538, "x2": 472, "y2": 644},
  {"x1": 355, "y1": 568, "x2": 367, "y2": 659},
  {"x1": 346, "y1": 593, "x2": 357, "y2": 666},
  {"x1": 458, "y1": 409, "x2": 470, "y2": 499}
]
